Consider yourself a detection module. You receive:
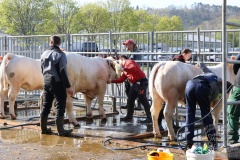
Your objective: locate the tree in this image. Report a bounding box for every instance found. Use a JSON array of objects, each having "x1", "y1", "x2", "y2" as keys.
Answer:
[
  {"x1": 226, "y1": 19, "x2": 240, "y2": 48},
  {"x1": 157, "y1": 16, "x2": 183, "y2": 31},
  {"x1": 71, "y1": 3, "x2": 110, "y2": 33},
  {"x1": 156, "y1": 16, "x2": 183, "y2": 46},
  {"x1": 39, "y1": 0, "x2": 79, "y2": 34},
  {"x1": 0, "y1": 0, "x2": 51, "y2": 35},
  {"x1": 104, "y1": 0, "x2": 136, "y2": 32}
]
